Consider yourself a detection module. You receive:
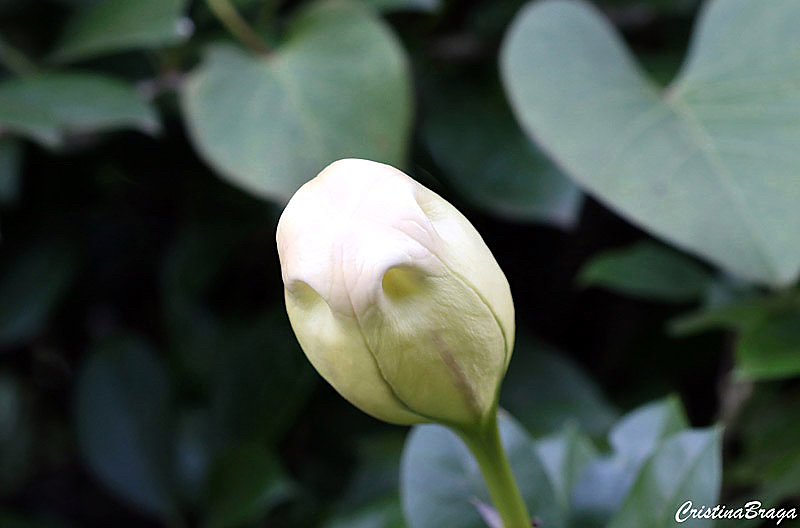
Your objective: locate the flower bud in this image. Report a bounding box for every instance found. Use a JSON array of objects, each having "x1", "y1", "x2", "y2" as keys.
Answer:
[{"x1": 276, "y1": 159, "x2": 514, "y2": 427}]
